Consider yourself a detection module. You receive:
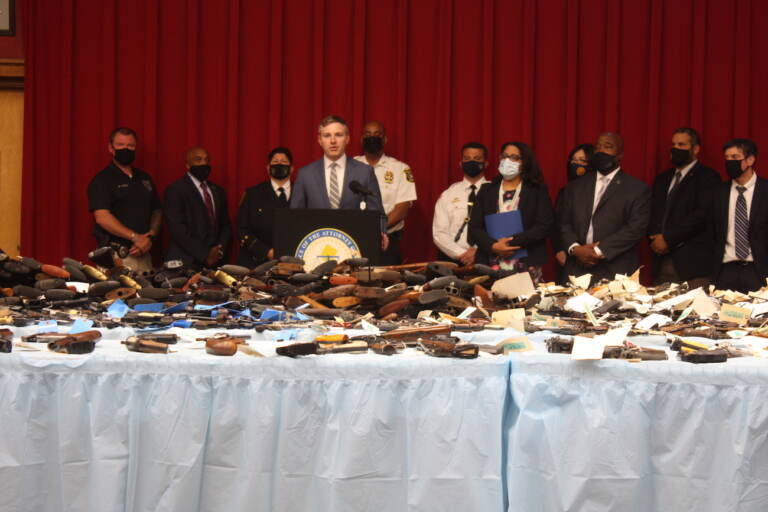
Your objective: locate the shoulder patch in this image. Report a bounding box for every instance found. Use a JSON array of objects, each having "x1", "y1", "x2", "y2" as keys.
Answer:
[{"x1": 403, "y1": 168, "x2": 414, "y2": 183}]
